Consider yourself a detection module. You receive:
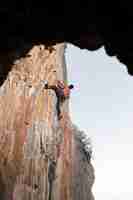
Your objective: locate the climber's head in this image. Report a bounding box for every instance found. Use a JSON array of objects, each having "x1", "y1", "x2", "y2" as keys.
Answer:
[{"x1": 69, "y1": 84, "x2": 74, "y2": 89}]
